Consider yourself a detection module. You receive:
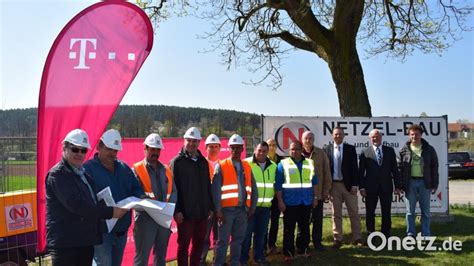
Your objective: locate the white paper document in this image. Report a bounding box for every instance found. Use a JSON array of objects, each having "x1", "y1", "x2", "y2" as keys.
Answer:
[
  {"x1": 116, "y1": 196, "x2": 176, "y2": 229},
  {"x1": 96, "y1": 187, "x2": 117, "y2": 233},
  {"x1": 97, "y1": 187, "x2": 176, "y2": 231}
]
